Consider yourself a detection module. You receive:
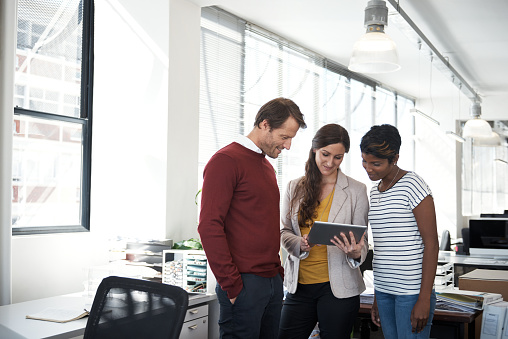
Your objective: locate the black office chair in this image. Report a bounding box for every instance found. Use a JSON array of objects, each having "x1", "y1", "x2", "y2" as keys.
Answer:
[
  {"x1": 83, "y1": 276, "x2": 189, "y2": 339},
  {"x1": 461, "y1": 227, "x2": 470, "y2": 254},
  {"x1": 440, "y1": 229, "x2": 451, "y2": 251}
]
